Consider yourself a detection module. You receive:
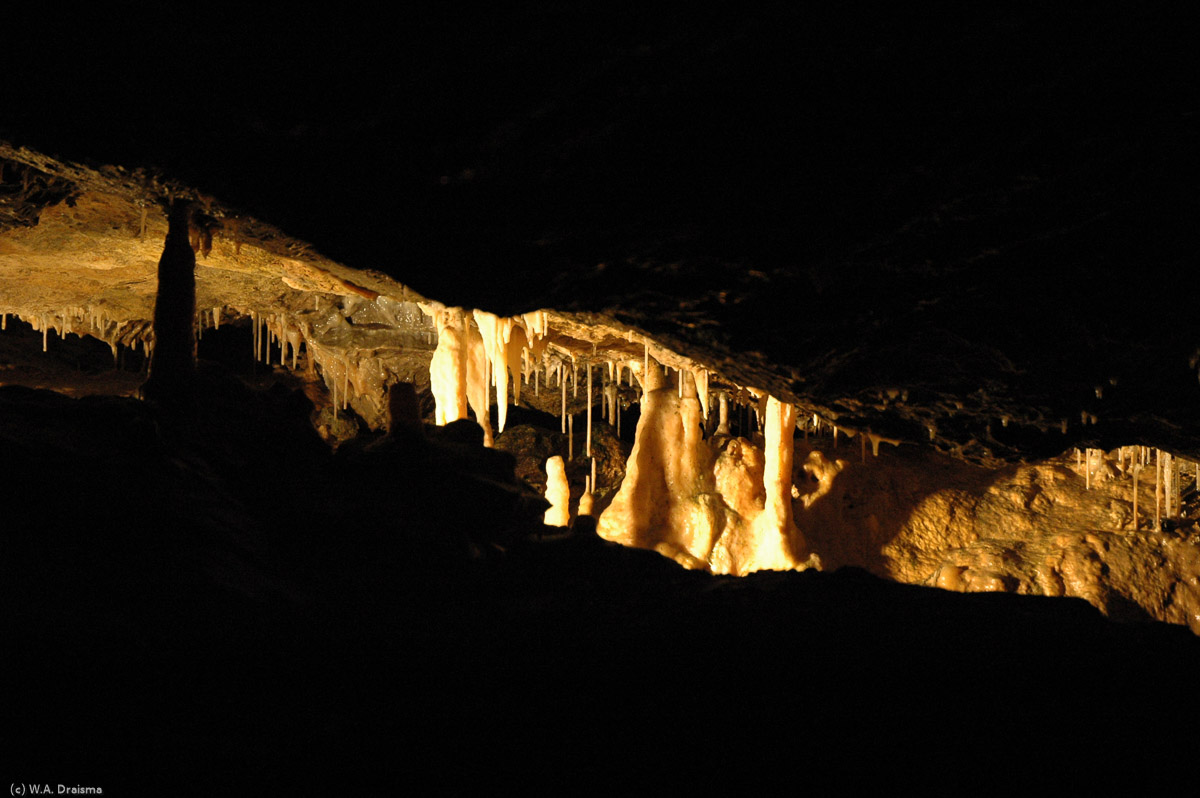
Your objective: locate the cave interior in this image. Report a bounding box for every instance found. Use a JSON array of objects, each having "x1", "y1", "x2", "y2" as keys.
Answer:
[{"x1": 4, "y1": 6, "x2": 1200, "y2": 791}]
